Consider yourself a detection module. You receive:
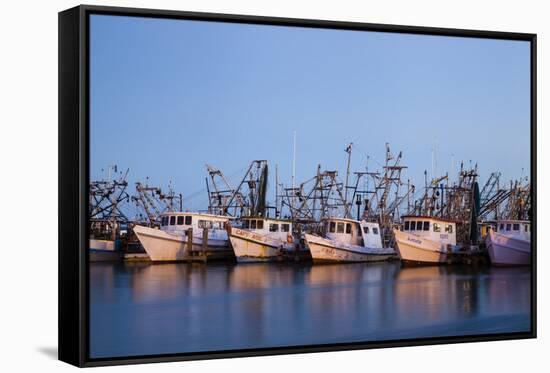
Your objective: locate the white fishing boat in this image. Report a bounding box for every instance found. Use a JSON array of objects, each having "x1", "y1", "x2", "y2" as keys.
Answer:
[
  {"x1": 133, "y1": 212, "x2": 233, "y2": 261},
  {"x1": 89, "y1": 238, "x2": 121, "y2": 262},
  {"x1": 228, "y1": 217, "x2": 307, "y2": 263},
  {"x1": 486, "y1": 220, "x2": 531, "y2": 266},
  {"x1": 304, "y1": 217, "x2": 396, "y2": 263},
  {"x1": 393, "y1": 215, "x2": 458, "y2": 264}
]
